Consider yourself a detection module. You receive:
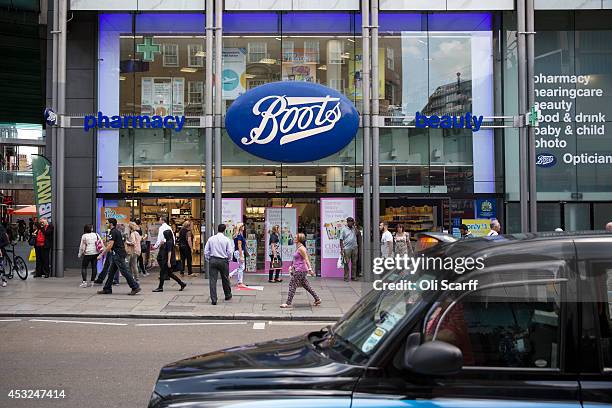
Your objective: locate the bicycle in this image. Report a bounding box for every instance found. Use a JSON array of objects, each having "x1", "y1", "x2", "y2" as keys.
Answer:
[{"x1": 2, "y1": 242, "x2": 28, "y2": 280}]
